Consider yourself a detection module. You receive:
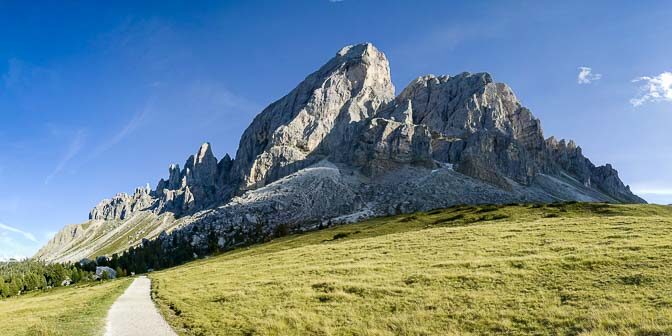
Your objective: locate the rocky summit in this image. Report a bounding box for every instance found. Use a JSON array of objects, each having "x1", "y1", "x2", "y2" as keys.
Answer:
[{"x1": 35, "y1": 43, "x2": 645, "y2": 263}]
